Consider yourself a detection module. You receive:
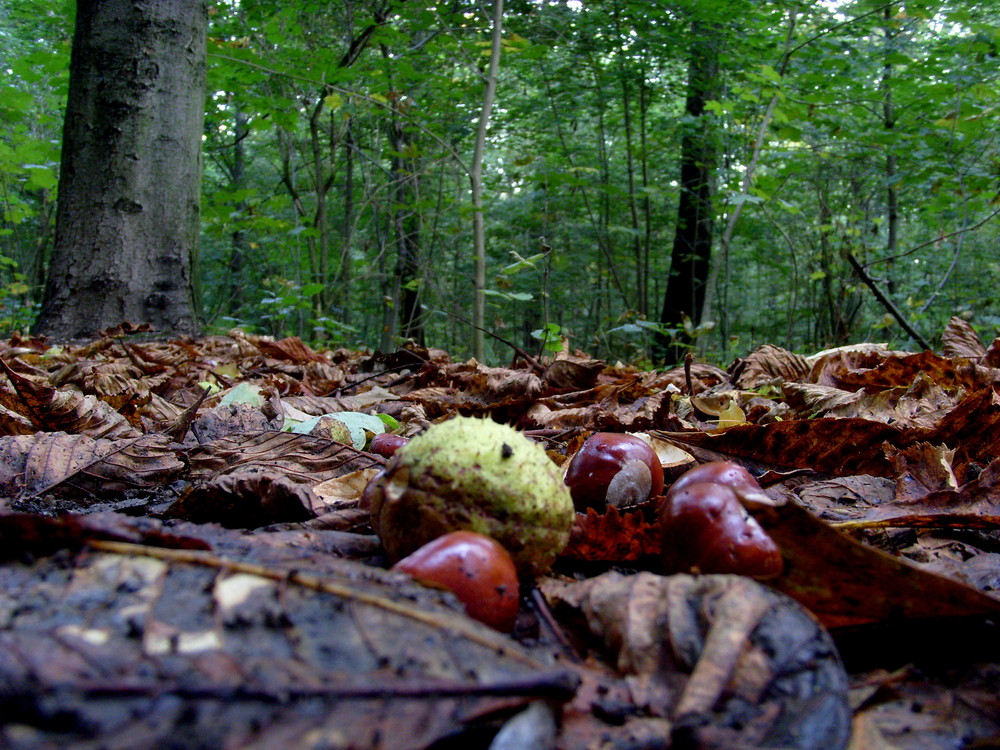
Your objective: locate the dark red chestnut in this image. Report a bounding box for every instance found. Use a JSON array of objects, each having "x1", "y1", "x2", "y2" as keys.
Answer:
[
  {"x1": 669, "y1": 461, "x2": 772, "y2": 507},
  {"x1": 659, "y1": 481, "x2": 782, "y2": 578},
  {"x1": 368, "y1": 432, "x2": 409, "y2": 458},
  {"x1": 391, "y1": 530, "x2": 520, "y2": 632},
  {"x1": 564, "y1": 433, "x2": 665, "y2": 511}
]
